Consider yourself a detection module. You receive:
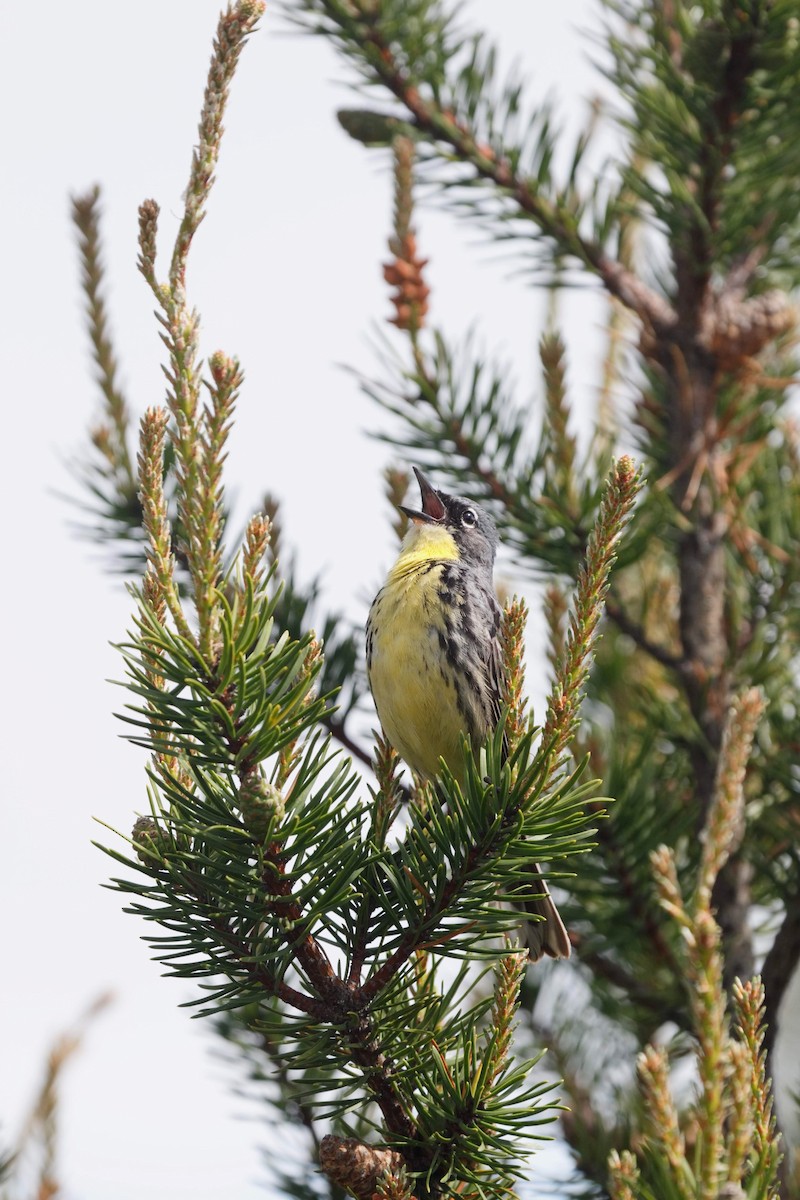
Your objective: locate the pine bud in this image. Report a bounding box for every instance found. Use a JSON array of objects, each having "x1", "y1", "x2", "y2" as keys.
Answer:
[
  {"x1": 239, "y1": 773, "x2": 284, "y2": 841},
  {"x1": 132, "y1": 816, "x2": 170, "y2": 866},
  {"x1": 337, "y1": 109, "x2": 417, "y2": 147}
]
